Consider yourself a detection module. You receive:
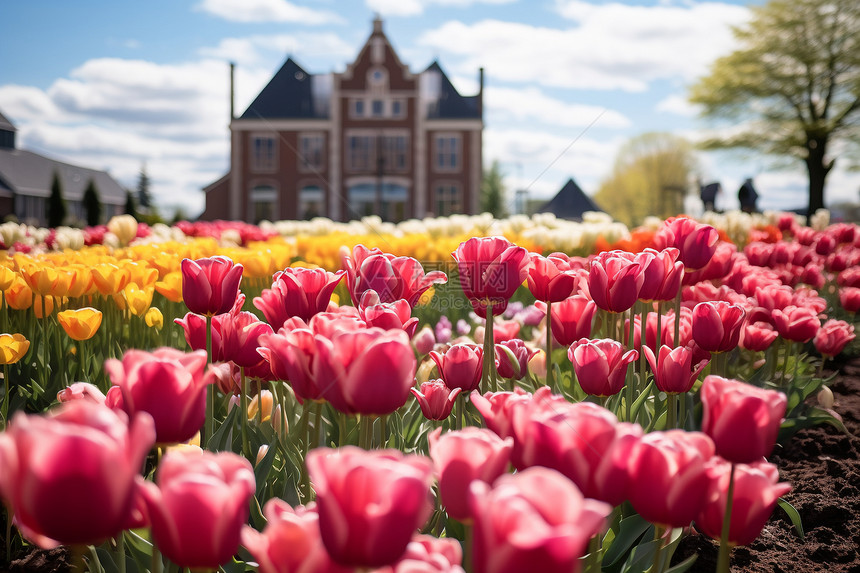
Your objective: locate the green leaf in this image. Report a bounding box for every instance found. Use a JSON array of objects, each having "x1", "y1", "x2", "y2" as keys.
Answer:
[
  {"x1": 665, "y1": 554, "x2": 698, "y2": 573},
  {"x1": 777, "y1": 497, "x2": 804, "y2": 541},
  {"x1": 254, "y1": 437, "x2": 279, "y2": 498},
  {"x1": 630, "y1": 380, "x2": 654, "y2": 422},
  {"x1": 602, "y1": 514, "x2": 652, "y2": 567},
  {"x1": 621, "y1": 538, "x2": 660, "y2": 573},
  {"x1": 208, "y1": 405, "x2": 239, "y2": 452}
]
